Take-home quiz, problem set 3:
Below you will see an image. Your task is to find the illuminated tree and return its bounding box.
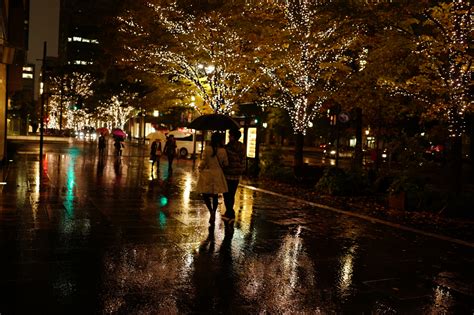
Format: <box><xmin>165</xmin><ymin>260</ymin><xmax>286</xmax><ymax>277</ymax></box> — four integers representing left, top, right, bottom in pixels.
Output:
<box><xmin>379</xmin><ymin>0</ymin><xmax>473</xmax><ymax>188</ymax></box>
<box><xmin>117</xmin><ymin>0</ymin><xmax>261</xmax><ymax>114</ymax></box>
<box><xmin>260</xmin><ymin>0</ymin><xmax>360</xmax><ymax>172</ymax></box>
<box><xmin>96</xmin><ymin>92</ymin><xmax>138</xmax><ymax>130</ymax></box>
<box><xmin>381</xmin><ymin>1</ymin><xmax>472</xmax><ymax>137</ymax></box>
<box><xmin>46</xmin><ymin>72</ymin><xmax>95</xmax><ymax>129</ymax></box>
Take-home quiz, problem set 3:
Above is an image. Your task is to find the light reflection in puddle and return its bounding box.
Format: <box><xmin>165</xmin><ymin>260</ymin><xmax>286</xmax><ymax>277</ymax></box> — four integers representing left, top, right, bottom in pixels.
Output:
<box><xmin>338</xmin><ymin>244</ymin><xmax>358</xmax><ymax>298</ymax></box>
<box><xmin>431</xmin><ymin>285</ymin><xmax>454</xmax><ymax>312</ymax></box>
<box><xmin>238</xmin><ymin>225</ymin><xmax>316</xmax><ymax>313</ymax></box>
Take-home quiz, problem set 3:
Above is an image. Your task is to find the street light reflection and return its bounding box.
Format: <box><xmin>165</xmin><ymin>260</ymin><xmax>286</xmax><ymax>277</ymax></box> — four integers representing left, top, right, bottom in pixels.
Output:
<box><xmin>239</xmin><ymin>226</ymin><xmax>315</xmax><ymax>313</ymax></box>
<box><xmin>338</xmin><ymin>244</ymin><xmax>358</xmax><ymax>298</ymax></box>
<box><xmin>182</xmin><ymin>172</ymin><xmax>193</xmax><ymax>210</ymax></box>
<box><xmin>431</xmin><ymin>285</ymin><xmax>453</xmax><ymax>312</ymax></box>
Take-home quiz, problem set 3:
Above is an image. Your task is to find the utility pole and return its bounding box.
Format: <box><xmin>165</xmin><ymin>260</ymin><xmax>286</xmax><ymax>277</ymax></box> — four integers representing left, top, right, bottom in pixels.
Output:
<box><xmin>39</xmin><ymin>42</ymin><xmax>47</xmax><ymax>171</ymax></box>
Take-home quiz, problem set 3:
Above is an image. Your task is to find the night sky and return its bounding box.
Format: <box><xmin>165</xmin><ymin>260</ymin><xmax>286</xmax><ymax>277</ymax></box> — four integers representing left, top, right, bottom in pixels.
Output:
<box><xmin>28</xmin><ymin>0</ymin><xmax>60</xmax><ymax>98</ymax></box>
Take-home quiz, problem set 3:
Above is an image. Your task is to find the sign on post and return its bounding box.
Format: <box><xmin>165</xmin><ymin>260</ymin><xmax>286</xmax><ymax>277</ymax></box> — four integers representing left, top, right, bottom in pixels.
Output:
<box><xmin>246</xmin><ymin>127</ymin><xmax>257</xmax><ymax>158</ymax></box>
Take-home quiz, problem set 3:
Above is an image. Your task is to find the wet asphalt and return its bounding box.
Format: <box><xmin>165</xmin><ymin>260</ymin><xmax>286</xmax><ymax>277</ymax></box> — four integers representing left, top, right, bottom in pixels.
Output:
<box><xmin>0</xmin><ymin>141</ymin><xmax>473</xmax><ymax>314</ymax></box>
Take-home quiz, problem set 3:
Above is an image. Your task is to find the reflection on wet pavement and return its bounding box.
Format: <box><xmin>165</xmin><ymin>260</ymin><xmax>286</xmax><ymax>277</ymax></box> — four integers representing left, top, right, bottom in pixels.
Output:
<box><xmin>0</xmin><ymin>142</ymin><xmax>473</xmax><ymax>314</ymax></box>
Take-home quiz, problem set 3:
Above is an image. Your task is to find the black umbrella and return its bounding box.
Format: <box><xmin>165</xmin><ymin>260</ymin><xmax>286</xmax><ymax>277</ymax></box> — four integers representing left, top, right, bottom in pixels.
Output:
<box><xmin>189</xmin><ymin>114</ymin><xmax>240</xmax><ymax>131</ymax></box>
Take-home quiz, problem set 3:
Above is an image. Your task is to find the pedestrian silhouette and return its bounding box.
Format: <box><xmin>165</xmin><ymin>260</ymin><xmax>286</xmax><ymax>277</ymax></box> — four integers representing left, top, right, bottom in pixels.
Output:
<box><xmin>163</xmin><ymin>135</ymin><xmax>177</xmax><ymax>172</ymax></box>
<box><xmin>114</xmin><ymin>138</ymin><xmax>124</xmax><ymax>156</ymax></box>
<box><xmin>222</xmin><ymin>129</ymin><xmax>245</xmax><ymax>225</ymax></box>
<box><xmin>150</xmin><ymin>139</ymin><xmax>162</xmax><ymax>173</ymax></box>
<box><xmin>98</xmin><ymin>134</ymin><xmax>106</xmax><ymax>156</ymax></box>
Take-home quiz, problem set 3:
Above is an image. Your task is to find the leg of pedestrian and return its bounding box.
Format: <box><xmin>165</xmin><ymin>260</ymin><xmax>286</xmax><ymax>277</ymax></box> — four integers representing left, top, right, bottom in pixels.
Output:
<box><xmin>203</xmin><ymin>194</ymin><xmax>215</xmax><ymax>225</ymax></box>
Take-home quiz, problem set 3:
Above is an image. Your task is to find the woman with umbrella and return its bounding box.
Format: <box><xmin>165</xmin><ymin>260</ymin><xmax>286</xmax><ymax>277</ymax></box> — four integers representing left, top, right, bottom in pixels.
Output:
<box><xmin>113</xmin><ymin>137</ymin><xmax>125</xmax><ymax>156</ymax></box>
<box><xmin>196</xmin><ymin>132</ymin><xmax>229</xmax><ymax>225</ymax></box>
<box><xmin>112</xmin><ymin>129</ymin><xmax>126</xmax><ymax>156</ymax></box>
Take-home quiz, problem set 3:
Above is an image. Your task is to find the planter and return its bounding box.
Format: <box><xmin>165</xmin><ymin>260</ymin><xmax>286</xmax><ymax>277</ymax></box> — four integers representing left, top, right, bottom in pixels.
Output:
<box><xmin>388</xmin><ymin>192</ymin><xmax>405</xmax><ymax>211</ymax></box>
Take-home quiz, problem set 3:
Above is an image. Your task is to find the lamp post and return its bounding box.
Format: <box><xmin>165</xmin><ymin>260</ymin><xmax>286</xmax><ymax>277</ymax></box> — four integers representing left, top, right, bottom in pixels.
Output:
<box><xmin>39</xmin><ymin>42</ymin><xmax>47</xmax><ymax>172</ymax></box>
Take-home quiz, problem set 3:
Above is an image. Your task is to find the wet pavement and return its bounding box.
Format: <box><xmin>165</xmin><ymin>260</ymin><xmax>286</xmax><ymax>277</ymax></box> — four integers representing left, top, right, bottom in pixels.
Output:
<box><xmin>0</xmin><ymin>141</ymin><xmax>473</xmax><ymax>314</ymax></box>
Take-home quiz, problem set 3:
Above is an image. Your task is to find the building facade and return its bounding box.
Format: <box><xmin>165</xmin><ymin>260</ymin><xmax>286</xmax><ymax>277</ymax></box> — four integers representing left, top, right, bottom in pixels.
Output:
<box><xmin>1</xmin><ymin>0</ymin><xmax>30</xmax><ymax>162</ymax></box>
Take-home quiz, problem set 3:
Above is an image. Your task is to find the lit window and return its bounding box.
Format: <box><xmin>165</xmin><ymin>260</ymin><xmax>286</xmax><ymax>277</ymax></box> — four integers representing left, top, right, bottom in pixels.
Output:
<box><xmin>91</xmin><ymin>39</ymin><xmax>99</xmax><ymax>44</ymax></box>
<box><xmin>22</xmin><ymin>66</ymin><xmax>33</xmax><ymax>72</ymax></box>
<box><xmin>82</xmin><ymin>38</ymin><xmax>90</xmax><ymax>43</ymax></box>
<box><xmin>22</xmin><ymin>73</ymin><xmax>33</xmax><ymax>79</ymax></box>
<box><xmin>74</xmin><ymin>60</ymin><xmax>82</xmax><ymax>65</ymax></box>
<box><xmin>81</xmin><ymin>61</ymin><xmax>87</xmax><ymax>65</ymax></box>
<box><xmin>73</xmin><ymin>36</ymin><xmax>82</xmax><ymax>42</ymax></box>
<box><xmin>68</xmin><ymin>37</ymin><xmax>72</xmax><ymax>42</ymax></box>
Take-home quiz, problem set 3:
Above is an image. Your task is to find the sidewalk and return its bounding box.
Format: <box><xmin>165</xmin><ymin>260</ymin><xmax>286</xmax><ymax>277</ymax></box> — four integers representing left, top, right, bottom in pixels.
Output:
<box><xmin>0</xmin><ymin>143</ymin><xmax>473</xmax><ymax>314</ymax></box>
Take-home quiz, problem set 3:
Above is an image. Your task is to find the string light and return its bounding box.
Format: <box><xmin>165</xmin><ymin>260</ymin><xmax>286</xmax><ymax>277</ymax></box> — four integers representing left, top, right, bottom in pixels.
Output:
<box><xmin>97</xmin><ymin>93</ymin><xmax>137</xmax><ymax>130</ymax></box>
<box><xmin>261</xmin><ymin>0</ymin><xmax>359</xmax><ymax>135</ymax></box>
<box><xmin>383</xmin><ymin>0</ymin><xmax>472</xmax><ymax>138</ymax></box>
<box><xmin>118</xmin><ymin>3</ymin><xmax>260</xmax><ymax>114</ymax></box>
<box><xmin>46</xmin><ymin>72</ymin><xmax>94</xmax><ymax>129</ymax></box>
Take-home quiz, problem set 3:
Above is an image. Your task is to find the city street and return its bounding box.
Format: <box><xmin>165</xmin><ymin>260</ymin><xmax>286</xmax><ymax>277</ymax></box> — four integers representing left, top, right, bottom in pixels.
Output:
<box><xmin>0</xmin><ymin>141</ymin><xmax>473</xmax><ymax>314</ymax></box>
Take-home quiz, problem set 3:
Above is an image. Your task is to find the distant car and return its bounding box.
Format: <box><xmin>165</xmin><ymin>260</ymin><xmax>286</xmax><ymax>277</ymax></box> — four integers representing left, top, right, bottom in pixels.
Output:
<box><xmin>323</xmin><ymin>146</ymin><xmax>353</xmax><ymax>158</ymax></box>
<box><xmin>76</xmin><ymin>127</ymin><xmax>97</xmax><ymax>141</ymax></box>
<box><xmin>167</xmin><ymin>130</ymin><xmax>203</xmax><ymax>158</ymax></box>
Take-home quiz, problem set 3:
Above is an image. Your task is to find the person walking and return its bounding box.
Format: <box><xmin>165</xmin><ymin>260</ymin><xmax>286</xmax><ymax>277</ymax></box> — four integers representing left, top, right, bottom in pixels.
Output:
<box><xmin>163</xmin><ymin>135</ymin><xmax>177</xmax><ymax>171</ymax></box>
<box><xmin>196</xmin><ymin>133</ymin><xmax>229</xmax><ymax>225</ymax></box>
<box><xmin>222</xmin><ymin>129</ymin><xmax>245</xmax><ymax>224</ymax></box>
<box><xmin>150</xmin><ymin>139</ymin><xmax>162</xmax><ymax>172</ymax></box>
<box><xmin>114</xmin><ymin>138</ymin><xmax>124</xmax><ymax>156</ymax></box>
<box><xmin>98</xmin><ymin>134</ymin><xmax>106</xmax><ymax>156</ymax></box>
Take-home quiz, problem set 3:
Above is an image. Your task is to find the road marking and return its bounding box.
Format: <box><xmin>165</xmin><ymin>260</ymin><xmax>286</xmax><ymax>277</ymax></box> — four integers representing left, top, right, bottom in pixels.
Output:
<box><xmin>240</xmin><ymin>184</ymin><xmax>474</xmax><ymax>249</ymax></box>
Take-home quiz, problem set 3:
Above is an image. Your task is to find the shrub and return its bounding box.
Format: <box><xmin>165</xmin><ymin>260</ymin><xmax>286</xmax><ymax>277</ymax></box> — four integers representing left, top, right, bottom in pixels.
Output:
<box><xmin>315</xmin><ymin>167</ymin><xmax>371</xmax><ymax>196</ymax></box>
<box><xmin>315</xmin><ymin>167</ymin><xmax>348</xmax><ymax>195</ymax></box>
<box><xmin>260</xmin><ymin>147</ymin><xmax>295</xmax><ymax>183</ymax></box>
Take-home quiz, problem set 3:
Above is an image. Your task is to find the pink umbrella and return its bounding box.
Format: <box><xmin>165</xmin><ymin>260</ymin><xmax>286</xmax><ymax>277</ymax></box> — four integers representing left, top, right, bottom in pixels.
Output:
<box><xmin>112</xmin><ymin>128</ymin><xmax>127</xmax><ymax>139</ymax></box>
<box><xmin>96</xmin><ymin>127</ymin><xmax>109</xmax><ymax>135</ymax></box>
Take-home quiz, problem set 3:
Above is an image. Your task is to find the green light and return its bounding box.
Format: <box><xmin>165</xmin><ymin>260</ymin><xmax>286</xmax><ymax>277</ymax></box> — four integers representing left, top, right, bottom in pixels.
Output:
<box><xmin>158</xmin><ymin>211</ymin><xmax>167</xmax><ymax>228</ymax></box>
<box><xmin>159</xmin><ymin>195</ymin><xmax>168</xmax><ymax>207</ymax></box>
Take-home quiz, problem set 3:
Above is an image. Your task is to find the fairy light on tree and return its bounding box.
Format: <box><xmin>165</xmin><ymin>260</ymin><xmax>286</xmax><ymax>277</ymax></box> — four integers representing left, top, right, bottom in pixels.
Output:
<box><xmin>117</xmin><ymin>1</ymin><xmax>260</xmax><ymax>115</ymax></box>
<box><xmin>46</xmin><ymin>72</ymin><xmax>95</xmax><ymax>129</ymax></box>
<box><xmin>96</xmin><ymin>92</ymin><xmax>137</xmax><ymax>130</ymax></box>
<box><xmin>379</xmin><ymin>0</ymin><xmax>472</xmax><ymax>191</ymax></box>
<box><xmin>261</xmin><ymin>0</ymin><xmax>359</xmax><ymax>172</ymax></box>
<box><xmin>381</xmin><ymin>0</ymin><xmax>472</xmax><ymax>138</ymax></box>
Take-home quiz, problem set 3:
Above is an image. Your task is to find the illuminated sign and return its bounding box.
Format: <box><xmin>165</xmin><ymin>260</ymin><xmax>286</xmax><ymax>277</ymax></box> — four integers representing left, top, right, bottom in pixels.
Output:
<box><xmin>246</xmin><ymin>127</ymin><xmax>257</xmax><ymax>158</ymax></box>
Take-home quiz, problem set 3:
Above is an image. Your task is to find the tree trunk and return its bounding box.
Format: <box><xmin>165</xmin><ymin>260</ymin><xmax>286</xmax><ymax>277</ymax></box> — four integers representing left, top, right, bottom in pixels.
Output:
<box><xmin>294</xmin><ymin>132</ymin><xmax>304</xmax><ymax>177</ymax></box>
<box><xmin>466</xmin><ymin>113</ymin><xmax>474</xmax><ymax>184</ymax></box>
<box><xmin>449</xmin><ymin>135</ymin><xmax>463</xmax><ymax>192</ymax></box>
<box><xmin>352</xmin><ymin>107</ymin><xmax>363</xmax><ymax>170</ymax></box>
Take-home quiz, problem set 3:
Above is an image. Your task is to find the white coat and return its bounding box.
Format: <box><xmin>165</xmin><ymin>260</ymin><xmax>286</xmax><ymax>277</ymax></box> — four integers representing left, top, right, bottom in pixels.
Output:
<box><xmin>196</xmin><ymin>146</ymin><xmax>229</xmax><ymax>194</ymax></box>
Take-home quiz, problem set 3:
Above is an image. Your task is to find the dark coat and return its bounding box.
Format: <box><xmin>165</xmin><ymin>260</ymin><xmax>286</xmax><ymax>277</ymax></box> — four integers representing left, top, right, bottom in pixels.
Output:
<box><xmin>224</xmin><ymin>141</ymin><xmax>245</xmax><ymax>177</ymax></box>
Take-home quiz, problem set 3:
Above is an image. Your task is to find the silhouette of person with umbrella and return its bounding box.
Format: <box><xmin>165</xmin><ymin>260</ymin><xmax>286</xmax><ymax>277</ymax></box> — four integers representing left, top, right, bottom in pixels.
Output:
<box><xmin>163</xmin><ymin>135</ymin><xmax>177</xmax><ymax>171</ymax></box>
